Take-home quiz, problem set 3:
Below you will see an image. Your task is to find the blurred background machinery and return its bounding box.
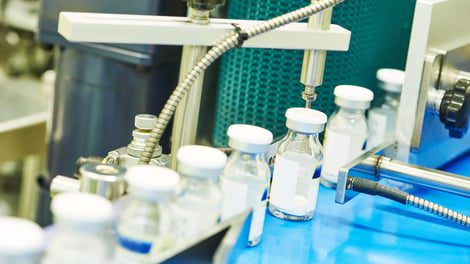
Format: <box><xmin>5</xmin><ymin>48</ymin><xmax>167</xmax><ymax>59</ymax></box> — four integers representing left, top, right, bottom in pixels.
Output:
<box><xmin>34</xmin><ymin>0</ymin><xmax>186</xmax><ymax>224</ymax></box>
<box><xmin>0</xmin><ymin>0</ymin><xmax>52</xmax><ymax>221</ymax></box>
<box><xmin>37</xmin><ymin>0</ymin><xmax>185</xmax><ymax>180</ymax></box>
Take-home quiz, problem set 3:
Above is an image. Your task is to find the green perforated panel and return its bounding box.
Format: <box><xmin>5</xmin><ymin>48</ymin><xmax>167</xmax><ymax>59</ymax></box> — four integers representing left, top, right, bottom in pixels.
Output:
<box><xmin>213</xmin><ymin>0</ymin><xmax>416</xmax><ymax>146</ymax></box>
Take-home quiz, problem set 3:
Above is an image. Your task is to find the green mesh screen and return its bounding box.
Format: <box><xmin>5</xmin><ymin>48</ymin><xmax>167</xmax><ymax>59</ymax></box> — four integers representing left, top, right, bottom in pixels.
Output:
<box><xmin>213</xmin><ymin>0</ymin><xmax>416</xmax><ymax>146</ymax></box>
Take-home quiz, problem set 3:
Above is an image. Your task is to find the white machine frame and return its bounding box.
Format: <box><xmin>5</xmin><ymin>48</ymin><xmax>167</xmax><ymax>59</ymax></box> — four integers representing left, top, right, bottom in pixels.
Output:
<box><xmin>396</xmin><ymin>0</ymin><xmax>470</xmax><ymax>166</ymax></box>
<box><xmin>58</xmin><ymin>12</ymin><xmax>350</xmax><ymax>50</ymax></box>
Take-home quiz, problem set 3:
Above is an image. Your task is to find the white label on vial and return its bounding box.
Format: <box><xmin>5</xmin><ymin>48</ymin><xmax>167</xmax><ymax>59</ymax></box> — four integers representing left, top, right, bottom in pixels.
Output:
<box><xmin>267</xmin><ymin>140</ymin><xmax>282</xmax><ymax>164</ymax></box>
<box><xmin>270</xmin><ymin>153</ymin><xmax>320</xmax><ymax>216</ymax></box>
<box><xmin>367</xmin><ymin>111</ymin><xmax>388</xmax><ymax>150</ymax></box>
<box><xmin>270</xmin><ymin>155</ymin><xmax>299</xmax><ymax>211</ymax></box>
<box><xmin>220</xmin><ymin>178</ymin><xmax>248</xmax><ymax>220</ymax></box>
<box><xmin>306</xmin><ymin>178</ymin><xmax>320</xmax><ymax>212</ymax></box>
<box><xmin>322</xmin><ymin>130</ymin><xmax>352</xmax><ymax>183</ymax></box>
<box><xmin>248</xmin><ymin>200</ymin><xmax>267</xmax><ymax>244</ymax></box>
<box><xmin>173</xmin><ymin>206</ymin><xmax>201</xmax><ymax>239</ymax></box>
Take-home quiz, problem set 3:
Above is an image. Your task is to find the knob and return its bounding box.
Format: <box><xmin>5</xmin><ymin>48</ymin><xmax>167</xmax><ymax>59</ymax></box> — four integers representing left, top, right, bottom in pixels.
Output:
<box><xmin>134</xmin><ymin>114</ymin><xmax>157</xmax><ymax>130</ymax></box>
<box><xmin>439</xmin><ymin>79</ymin><xmax>470</xmax><ymax>138</ymax></box>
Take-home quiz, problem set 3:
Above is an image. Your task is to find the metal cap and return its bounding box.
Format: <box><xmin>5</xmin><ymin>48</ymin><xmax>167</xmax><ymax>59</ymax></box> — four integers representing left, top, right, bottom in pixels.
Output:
<box><xmin>227</xmin><ymin>124</ymin><xmax>273</xmax><ymax>153</ymax></box>
<box><xmin>285</xmin><ymin>107</ymin><xmax>327</xmax><ymax>134</ymax></box>
<box><xmin>135</xmin><ymin>114</ymin><xmax>157</xmax><ymax>130</ymax></box>
<box><xmin>79</xmin><ymin>163</ymin><xmax>126</xmax><ymax>182</ymax></box>
<box><xmin>334</xmin><ymin>85</ymin><xmax>374</xmax><ymax>110</ymax></box>
<box><xmin>79</xmin><ymin>163</ymin><xmax>126</xmax><ymax>200</ymax></box>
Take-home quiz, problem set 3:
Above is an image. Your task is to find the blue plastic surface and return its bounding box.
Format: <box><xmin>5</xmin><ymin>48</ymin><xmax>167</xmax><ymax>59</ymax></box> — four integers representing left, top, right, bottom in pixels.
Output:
<box><xmin>229</xmin><ymin>154</ymin><xmax>470</xmax><ymax>264</ymax></box>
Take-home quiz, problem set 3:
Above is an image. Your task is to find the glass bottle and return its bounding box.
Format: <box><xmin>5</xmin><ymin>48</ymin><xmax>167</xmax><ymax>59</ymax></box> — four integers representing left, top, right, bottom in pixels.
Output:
<box><xmin>367</xmin><ymin>68</ymin><xmax>404</xmax><ymax>149</ymax></box>
<box><xmin>0</xmin><ymin>217</ymin><xmax>44</xmax><ymax>264</ymax></box>
<box><xmin>219</xmin><ymin>124</ymin><xmax>273</xmax><ymax>247</ymax></box>
<box><xmin>321</xmin><ymin>85</ymin><xmax>374</xmax><ymax>188</ymax></box>
<box><xmin>115</xmin><ymin>166</ymin><xmax>179</xmax><ymax>263</ymax></box>
<box><xmin>172</xmin><ymin>145</ymin><xmax>226</xmax><ymax>242</ymax></box>
<box><xmin>269</xmin><ymin>108</ymin><xmax>326</xmax><ymax>221</ymax></box>
<box><xmin>369</xmin><ymin>69</ymin><xmax>412</xmax><ymax>190</ymax></box>
<box><xmin>43</xmin><ymin>193</ymin><xmax>114</xmax><ymax>264</ymax></box>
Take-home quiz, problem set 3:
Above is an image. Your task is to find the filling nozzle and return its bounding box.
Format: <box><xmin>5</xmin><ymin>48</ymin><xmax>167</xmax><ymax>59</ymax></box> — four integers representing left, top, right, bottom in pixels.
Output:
<box><xmin>302</xmin><ymin>85</ymin><xmax>317</xmax><ymax>108</ymax></box>
<box><xmin>299</xmin><ymin>1</ymin><xmax>333</xmax><ymax>108</ymax></box>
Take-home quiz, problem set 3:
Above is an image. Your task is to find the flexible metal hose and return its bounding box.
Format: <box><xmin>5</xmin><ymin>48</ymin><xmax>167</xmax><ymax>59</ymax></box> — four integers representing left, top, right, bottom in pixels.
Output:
<box><xmin>348</xmin><ymin>176</ymin><xmax>470</xmax><ymax>229</ymax></box>
<box><xmin>407</xmin><ymin>195</ymin><xmax>470</xmax><ymax>228</ymax></box>
<box><xmin>139</xmin><ymin>0</ymin><xmax>346</xmax><ymax>164</ymax></box>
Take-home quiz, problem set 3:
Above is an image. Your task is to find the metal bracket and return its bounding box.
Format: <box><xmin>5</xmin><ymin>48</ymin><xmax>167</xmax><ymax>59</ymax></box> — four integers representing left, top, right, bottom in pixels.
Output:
<box><xmin>156</xmin><ymin>209</ymin><xmax>250</xmax><ymax>263</ymax></box>
<box><xmin>335</xmin><ymin>142</ymin><xmax>393</xmax><ymax>204</ymax></box>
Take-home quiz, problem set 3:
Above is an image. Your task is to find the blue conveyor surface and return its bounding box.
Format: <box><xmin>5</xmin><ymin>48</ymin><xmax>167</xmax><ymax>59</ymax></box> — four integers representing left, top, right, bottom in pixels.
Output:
<box><xmin>229</xmin><ymin>153</ymin><xmax>470</xmax><ymax>263</ymax></box>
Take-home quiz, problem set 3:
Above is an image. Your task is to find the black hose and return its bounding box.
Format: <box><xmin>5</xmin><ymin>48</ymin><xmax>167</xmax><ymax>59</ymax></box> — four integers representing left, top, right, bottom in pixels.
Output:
<box><xmin>347</xmin><ymin>176</ymin><xmax>470</xmax><ymax>228</ymax></box>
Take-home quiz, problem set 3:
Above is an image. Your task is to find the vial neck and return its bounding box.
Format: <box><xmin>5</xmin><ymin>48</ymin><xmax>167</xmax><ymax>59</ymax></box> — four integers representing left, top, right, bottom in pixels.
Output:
<box><xmin>383</xmin><ymin>92</ymin><xmax>400</xmax><ymax>110</ymax></box>
<box><xmin>229</xmin><ymin>150</ymin><xmax>266</xmax><ymax>162</ymax></box>
<box><xmin>56</xmin><ymin>221</ymin><xmax>108</xmax><ymax>233</ymax></box>
<box><xmin>338</xmin><ymin>107</ymin><xmax>365</xmax><ymax>117</ymax></box>
<box><xmin>286</xmin><ymin>130</ymin><xmax>319</xmax><ymax>140</ymax></box>
<box><xmin>282</xmin><ymin>130</ymin><xmax>322</xmax><ymax>155</ymax></box>
<box><xmin>130</xmin><ymin>191</ymin><xmax>170</xmax><ymax>204</ymax></box>
<box><xmin>183</xmin><ymin>175</ymin><xmax>212</xmax><ymax>190</ymax></box>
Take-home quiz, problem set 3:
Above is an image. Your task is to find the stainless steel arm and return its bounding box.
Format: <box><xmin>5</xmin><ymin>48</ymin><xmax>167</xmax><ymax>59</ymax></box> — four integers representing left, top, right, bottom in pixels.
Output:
<box><xmin>336</xmin><ymin>142</ymin><xmax>470</xmax><ymax>204</ymax></box>
<box><xmin>369</xmin><ymin>156</ymin><xmax>470</xmax><ymax>197</ymax></box>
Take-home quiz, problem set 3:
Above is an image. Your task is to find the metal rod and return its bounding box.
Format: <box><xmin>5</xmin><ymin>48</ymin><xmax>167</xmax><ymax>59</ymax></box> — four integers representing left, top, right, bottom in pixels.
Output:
<box><xmin>364</xmin><ymin>156</ymin><xmax>470</xmax><ymax>197</ymax></box>
<box><xmin>50</xmin><ymin>176</ymin><xmax>80</xmax><ymax>197</ymax></box>
<box><xmin>170</xmin><ymin>8</ymin><xmax>210</xmax><ymax>169</ymax></box>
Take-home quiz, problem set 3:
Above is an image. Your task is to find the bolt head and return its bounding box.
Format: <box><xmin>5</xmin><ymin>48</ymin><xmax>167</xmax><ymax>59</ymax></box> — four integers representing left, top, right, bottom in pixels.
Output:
<box><xmin>302</xmin><ymin>92</ymin><xmax>317</xmax><ymax>101</ymax></box>
<box><xmin>135</xmin><ymin>114</ymin><xmax>157</xmax><ymax>130</ymax></box>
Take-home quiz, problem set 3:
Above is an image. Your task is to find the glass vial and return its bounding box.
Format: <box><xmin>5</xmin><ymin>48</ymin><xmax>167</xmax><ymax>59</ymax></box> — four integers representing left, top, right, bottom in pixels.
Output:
<box><xmin>219</xmin><ymin>124</ymin><xmax>273</xmax><ymax>247</ymax></box>
<box><xmin>43</xmin><ymin>193</ymin><xmax>114</xmax><ymax>264</ymax></box>
<box><xmin>0</xmin><ymin>217</ymin><xmax>44</xmax><ymax>264</ymax></box>
<box><xmin>368</xmin><ymin>69</ymin><xmax>412</xmax><ymax>190</ymax></box>
<box><xmin>172</xmin><ymin>145</ymin><xmax>226</xmax><ymax>242</ymax></box>
<box><xmin>115</xmin><ymin>166</ymin><xmax>179</xmax><ymax>263</ymax></box>
<box><xmin>367</xmin><ymin>68</ymin><xmax>404</xmax><ymax>149</ymax></box>
<box><xmin>269</xmin><ymin>108</ymin><xmax>326</xmax><ymax>221</ymax></box>
<box><xmin>321</xmin><ymin>85</ymin><xmax>374</xmax><ymax>188</ymax></box>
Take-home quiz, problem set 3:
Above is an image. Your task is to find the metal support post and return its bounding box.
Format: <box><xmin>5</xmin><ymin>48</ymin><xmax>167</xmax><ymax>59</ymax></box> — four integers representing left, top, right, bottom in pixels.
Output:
<box><xmin>170</xmin><ymin>7</ymin><xmax>210</xmax><ymax>169</ymax></box>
